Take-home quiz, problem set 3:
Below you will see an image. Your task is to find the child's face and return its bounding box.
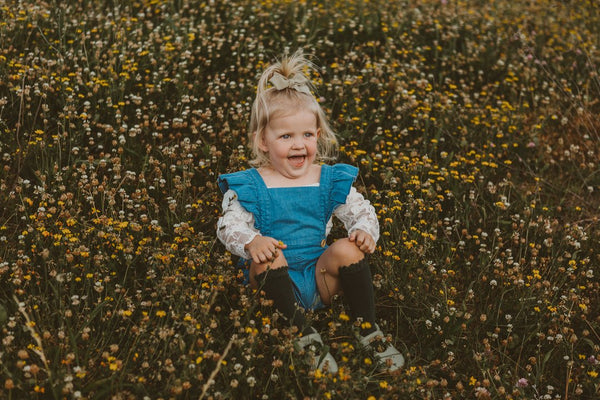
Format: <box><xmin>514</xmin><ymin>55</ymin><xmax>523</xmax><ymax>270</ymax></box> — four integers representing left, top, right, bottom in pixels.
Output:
<box><xmin>258</xmin><ymin>109</ymin><xmax>320</xmax><ymax>180</ymax></box>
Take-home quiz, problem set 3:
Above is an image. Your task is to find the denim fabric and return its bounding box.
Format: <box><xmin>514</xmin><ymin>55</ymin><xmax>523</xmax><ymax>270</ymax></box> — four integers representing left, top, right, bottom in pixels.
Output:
<box><xmin>219</xmin><ymin>164</ymin><xmax>358</xmax><ymax>309</ymax></box>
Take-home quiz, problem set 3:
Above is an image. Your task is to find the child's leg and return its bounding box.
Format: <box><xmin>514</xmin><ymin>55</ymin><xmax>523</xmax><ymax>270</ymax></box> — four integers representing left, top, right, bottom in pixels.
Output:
<box><xmin>250</xmin><ymin>253</ymin><xmax>311</xmax><ymax>335</ymax></box>
<box><xmin>315</xmin><ymin>238</ymin><xmax>359</xmax><ymax>304</ymax></box>
<box><xmin>248</xmin><ymin>249</ymin><xmax>288</xmax><ymax>289</ymax></box>
<box><xmin>339</xmin><ymin>257</ymin><xmax>377</xmax><ymax>334</ymax></box>
<box><xmin>317</xmin><ymin>239</ymin><xmax>405</xmax><ymax>371</ymax></box>
<box><xmin>252</xmin><ymin>253</ymin><xmax>338</xmax><ymax>371</ymax></box>
<box><xmin>316</xmin><ymin>239</ymin><xmax>376</xmax><ymax>334</ymax></box>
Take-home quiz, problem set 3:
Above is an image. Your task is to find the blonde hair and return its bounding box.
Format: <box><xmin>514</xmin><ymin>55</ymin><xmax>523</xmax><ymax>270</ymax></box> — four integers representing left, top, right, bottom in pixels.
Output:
<box><xmin>248</xmin><ymin>50</ymin><xmax>338</xmax><ymax>167</ymax></box>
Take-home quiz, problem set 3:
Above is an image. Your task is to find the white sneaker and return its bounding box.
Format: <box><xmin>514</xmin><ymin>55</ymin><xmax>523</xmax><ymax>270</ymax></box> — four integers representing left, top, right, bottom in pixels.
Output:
<box><xmin>359</xmin><ymin>324</ymin><xmax>405</xmax><ymax>372</ymax></box>
<box><xmin>295</xmin><ymin>331</ymin><xmax>339</xmax><ymax>373</ymax></box>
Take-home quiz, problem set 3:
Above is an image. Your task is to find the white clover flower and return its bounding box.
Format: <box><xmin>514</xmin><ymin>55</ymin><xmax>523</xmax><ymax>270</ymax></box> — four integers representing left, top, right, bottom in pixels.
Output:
<box><xmin>586</xmin><ymin>270</ymin><xmax>594</xmax><ymax>278</ymax></box>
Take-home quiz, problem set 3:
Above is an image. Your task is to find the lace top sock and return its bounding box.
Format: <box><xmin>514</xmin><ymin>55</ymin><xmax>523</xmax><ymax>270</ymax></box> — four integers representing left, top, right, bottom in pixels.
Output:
<box><xmin>339</xmin><ymin>257</ymin><xmax>377</xmax><ymax>335</ymax></box>
<box><xmin>255</xmin><ymin>267</ymin><xmax>312</xmax><ymax>335</ymax></box>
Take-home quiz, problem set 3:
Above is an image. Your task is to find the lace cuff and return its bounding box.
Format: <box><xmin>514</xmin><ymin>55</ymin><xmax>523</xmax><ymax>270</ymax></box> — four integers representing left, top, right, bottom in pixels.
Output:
<box><xmin>216</xmin><ymin>190</ymin><xmax>259</xmax><ymax>259</ymax></box>
<box><xmin>334</xmin><ymin>187</ymin><xmax>380</xmax><ymax>243</ymax></box>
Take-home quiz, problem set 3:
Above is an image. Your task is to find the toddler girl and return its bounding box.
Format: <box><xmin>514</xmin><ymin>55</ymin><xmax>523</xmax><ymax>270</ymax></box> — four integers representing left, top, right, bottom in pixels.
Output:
<box><xmin>217</xmin><ymin>50</ymin><xmax>404</xmax><ymax>373</ymax></box>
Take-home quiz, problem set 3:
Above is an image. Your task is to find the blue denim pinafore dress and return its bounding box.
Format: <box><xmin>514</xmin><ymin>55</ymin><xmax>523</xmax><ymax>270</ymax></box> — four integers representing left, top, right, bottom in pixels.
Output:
<box><xmin>218</xmin><ymin>164</ymin><xmax>358</xmax><ymax>309</ymax></box>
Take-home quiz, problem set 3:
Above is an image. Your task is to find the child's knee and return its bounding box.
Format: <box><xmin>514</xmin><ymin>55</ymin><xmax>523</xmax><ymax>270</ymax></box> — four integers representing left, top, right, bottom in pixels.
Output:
<box><xmin>330</xmin><ymin>238</ymin><xmax>365</xmax><ymax>265</ymax></box>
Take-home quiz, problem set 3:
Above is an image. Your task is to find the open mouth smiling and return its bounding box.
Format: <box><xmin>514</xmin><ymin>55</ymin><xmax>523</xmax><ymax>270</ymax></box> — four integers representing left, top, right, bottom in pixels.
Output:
<box><xmin>288</xmin><ymin>155</ymin><xmax>306</xmax><ymax>166</ymax></box>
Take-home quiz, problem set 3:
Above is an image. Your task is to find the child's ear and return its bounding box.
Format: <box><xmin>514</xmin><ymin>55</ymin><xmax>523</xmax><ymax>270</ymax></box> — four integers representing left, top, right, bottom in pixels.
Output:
<box><xmin>255</xmin><ymin>131</ymin><xmax>268</xmax><ymax>152</ymax></box>
<box><xmin>316</xmin><ymin>128</ymin><xmax>321</xmax><ymax>138</ymax></box>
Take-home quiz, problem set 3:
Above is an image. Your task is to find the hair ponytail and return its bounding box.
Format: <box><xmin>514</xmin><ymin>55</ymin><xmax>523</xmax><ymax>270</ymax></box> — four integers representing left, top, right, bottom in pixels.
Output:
<box><xmin>248</xmin><ymin>50</ymin><xmax>338</xmax><ymax>167</ymax></box>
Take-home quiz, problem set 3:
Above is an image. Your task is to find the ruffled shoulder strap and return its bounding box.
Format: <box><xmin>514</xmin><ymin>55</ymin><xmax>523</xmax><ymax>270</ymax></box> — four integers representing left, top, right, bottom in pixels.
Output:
<box><xmin>322</xmin><ymin>163</ymin><xmax>359</xmax><ymax>212</ymax></box>
<box><xmin>217</xmin><ymin>169</ymin><xmax>263</xmax><ymax>218</ymax></box>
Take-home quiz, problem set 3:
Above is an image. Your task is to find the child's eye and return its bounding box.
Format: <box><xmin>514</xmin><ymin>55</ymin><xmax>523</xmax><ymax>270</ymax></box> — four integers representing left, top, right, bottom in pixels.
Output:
<box><xmin>281</xmin><ymin>134</ymin><xmax>291</xmax><ymax>139</ymax></box>
<box><xmin>304</xmin><ymin>132</ymin><xmax>314</xmax><ymax>138</ymax></box>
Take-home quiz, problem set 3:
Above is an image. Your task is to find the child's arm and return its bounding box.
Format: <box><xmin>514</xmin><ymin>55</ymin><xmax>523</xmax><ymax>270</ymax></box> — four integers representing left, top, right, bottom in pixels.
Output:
<box><xmin>334</xmin><ymin>187</ymin><xmax>380</xmax><ymax>253</ymax></box>
<box><xmin>217</xmin><ymin>190</ymin><xmax>261</xmax><ymax>259</ymax></box>
<box><xmin>217</xmin><ymin>190</ymin><xmax>287</xmax><ymax>263</ymax></box>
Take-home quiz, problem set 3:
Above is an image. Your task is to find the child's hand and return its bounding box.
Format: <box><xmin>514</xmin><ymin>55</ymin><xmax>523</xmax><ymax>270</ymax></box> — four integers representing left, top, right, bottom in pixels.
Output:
<box><xmin>349</xmin><ymin>230</ymin><xmax>376</xmax><ymax>254</ymax></box>
<box><xmin>245</xmin><ymin>235</ymin><xmax>287</xmax><ymax>264</ymax></box>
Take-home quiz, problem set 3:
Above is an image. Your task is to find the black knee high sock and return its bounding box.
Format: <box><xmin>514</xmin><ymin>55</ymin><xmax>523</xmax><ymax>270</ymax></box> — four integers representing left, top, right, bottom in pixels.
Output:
<box><xmin>339</xmin><ymin>258</ymin><xmax>377</xmax><ymax>335</ymax></box>
<box><xmin>255</xmin><ymin>267</ymin><xmax>313</xmax><ymax>335</ymax></box>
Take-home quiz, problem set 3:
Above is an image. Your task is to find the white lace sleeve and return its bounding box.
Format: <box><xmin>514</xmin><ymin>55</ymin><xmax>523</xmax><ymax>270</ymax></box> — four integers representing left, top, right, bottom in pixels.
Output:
<box><xmin>333</xmin><ymin>187</ymin><xmax>380</xmax><ymax>243</ymax></box>
<box><xmin>216</xmin><ymin>189</ymin><xmax>259</xmax><ymax>259</ymax></box>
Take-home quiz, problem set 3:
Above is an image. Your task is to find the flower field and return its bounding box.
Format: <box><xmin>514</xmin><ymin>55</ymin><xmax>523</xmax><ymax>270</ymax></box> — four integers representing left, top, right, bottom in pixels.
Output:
<box><xmin>1</xmin><ymin>0</ymin><xmax>599</xmax><ymax>398</ymax></box>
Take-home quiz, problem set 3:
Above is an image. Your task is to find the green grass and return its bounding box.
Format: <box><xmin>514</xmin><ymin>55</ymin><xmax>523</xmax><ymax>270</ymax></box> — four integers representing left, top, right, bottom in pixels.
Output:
<box><xmin>0</xmin><ymin>0</ymin><xmax>599</xmax><ymax>398</ymax></box>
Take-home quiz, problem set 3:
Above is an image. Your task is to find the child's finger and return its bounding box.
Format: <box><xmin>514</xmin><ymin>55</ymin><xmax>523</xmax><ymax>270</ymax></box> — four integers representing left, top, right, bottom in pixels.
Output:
<box><xmin>358</xmin><ymin>237</ymin><xmax>373</xmax><ymax>253</ymax></box>
<box><xmin>262</xmin><ymin>249</ymin><xmax>271</xmax><ymax>261</ymax></box>
<box><xmin>356</xmin><ymin>232</ymin><xmax>367</xmax><ymax>246</ymax></box>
